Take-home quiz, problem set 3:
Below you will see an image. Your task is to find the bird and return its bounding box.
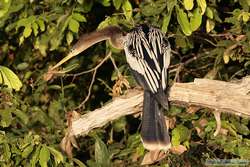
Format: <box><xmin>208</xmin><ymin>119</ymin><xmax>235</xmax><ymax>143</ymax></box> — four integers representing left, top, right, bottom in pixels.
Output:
<box><xmin>50</xmin><ymin>24</ymin><xmax>171</xmax><ymax>151</ymax></box>
<box><xmin>123</xmin><ymin>24</ymin><xmax>171</xmax><ymax>150</ymax></box>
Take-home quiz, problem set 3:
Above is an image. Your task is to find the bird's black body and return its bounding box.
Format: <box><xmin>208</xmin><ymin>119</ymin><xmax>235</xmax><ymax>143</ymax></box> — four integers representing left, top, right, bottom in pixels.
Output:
<box><xmin>124</xmin><ymin>25</ymin><xmax>171</xmax><ymax>150</ymax></box>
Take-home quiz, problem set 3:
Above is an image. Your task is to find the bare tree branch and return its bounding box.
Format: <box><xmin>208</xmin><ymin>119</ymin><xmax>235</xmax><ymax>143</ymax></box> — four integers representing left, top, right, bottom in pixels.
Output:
<box><xmin>69</xmin><ymin>76</ymin><xmax>250</xmax><ymax>137</ymax></box>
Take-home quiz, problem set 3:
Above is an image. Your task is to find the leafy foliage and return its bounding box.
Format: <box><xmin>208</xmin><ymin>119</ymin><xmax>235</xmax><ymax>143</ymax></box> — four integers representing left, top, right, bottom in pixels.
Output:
<box><xmin>0</xmin><ymin>0</ymin><xmax>250</xmax><ymax>166</ymax></box>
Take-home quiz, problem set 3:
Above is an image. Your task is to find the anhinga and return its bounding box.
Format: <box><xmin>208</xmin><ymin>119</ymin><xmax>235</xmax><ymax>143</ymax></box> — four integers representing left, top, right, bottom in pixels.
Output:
<box><xmin>50</xmin><ymin>25</ymin><xmax>171</xmax><ymax>151</ymax></box>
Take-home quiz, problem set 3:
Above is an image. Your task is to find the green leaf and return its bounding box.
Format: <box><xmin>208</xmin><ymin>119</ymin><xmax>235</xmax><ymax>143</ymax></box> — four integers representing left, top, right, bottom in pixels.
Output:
<box><xmin>72</xmin><ymin>13</ymin><xmax>86</xmax><ymax>22</ymax></box>
<box><xmin>176</xmin><ymin>7</ymin><xmax>192</xmax><ymax>36</ymax></box>
<box><xmin>63</xmin><ymin>83</ymin><xmax>77</xmax><ymax>90</ymax></box>
<box><xmin>66</xmin><ymin>31</ymin><xmax>73</xmax><ymax>45</ymax></box>
<box><xmin>16</xmin><ymin>62</ymin><xmax>29</xmax><ymax>70</ymax></box>
<box><xmin>37</xmin><ymin>19</ymin><xmax>45</xmax><ymax>32</ymax></box>
<box><xmin>196</xmin><ymin>0</ymin><xmax>207</xmax><ymax>15</ymax></box>
<box><xmin>113</xmin><ymin>0</ymin><xmax>122</xmax><ymax>10</ymax></box>
<box><xmin>39</xmin><ymin>145</ymin><xmax>50</xmax><ymax>167</ymax></box>
<box><xmin>49</xmin><ymin>33</ymin><xmax>63</xmax><ymax>51</ymax></box>
<box><xmin>239</xmin><ymin>0</ymin><xmax>250</xmax><ymax>11</ymax></box>
<box><xmin>0</xmin><ymin>0</ymin><xmax>11</xmax><ymax>18</ymax></box>
<box><xmin>3</xmin><ymin>143</ymin><xmax>11</xmax><ymax>160</ymax></box>
<box><xmin>47</xmin><ymin>146</ymin><xmax>64</xmax><ymax>165</ymax></box>
<box><xmin>169</xmin><ymin>106</ymin><xmax>184</xmax><ymax>115</ymax></box>
<box><xmin>11</xmin><ymin>144</ymin><xmax>22</xmax><ymax>156</ymax></box>
<box><xmin>81</xmin><ymin>0</ymin><xmax>94</xmax><ymax>12</ymax></box>
<box><xmin>162</xmin><ymin>11</ymin><xmax>172</xmax><ymax>33</ymax></box>
<box><xmin>112</xmin><ymin>117</ymin><xmax>126</xmax><ymax>132</ymax></box>
<box><xmin>23</xmin><ymin>25</ymin><xmax>32</xmax><ymax>38</ymax></box>
<box><xmin>0</xmin><ymin>133</ymin><xmax>5</xmax><ymax>144</ymax></box>
<box><xmin>175</xmin><ymin>34</ymin><xmax>187</xmax><ymax>48</ymax></box>
<box><xmin>231</xmin><ymin>120</ymin><xmax>250</xmax><ymax>136</ymax></box>
<box><xmin>22</xmin><ymin>144</ymin><xmax>34</xmax><ymax>158</ymax></box>
<box><xmin>12</xmin><ymin>109</ymin><xmax>29</xmax><ymax>124</ymax></box>
<box><xmin>140</xmin><ymin>0</ymin><xmax>167</xmax><ymax>16</ymax></box>
<box><xmin>97</xmin><ymin>16</ymin><xmax>118</xmax><ymax>29</ymax></box>
<box><xmin>122</xmin><ymin>0</ymin><xmax>132</xmax><ymax>20</ymax></box>
<box><xmin>72</xmin><ymin>158</ymin><xmax>88</xmax><ymax>167</ymax></box>
<box><xmin>184</xmin><ymin>0</ymin><xmax>194</xmax><ymax>10</ymax></box>
<box><xmin>58</xmin><ymin>15</ymin><xmax>71</xmax><ymax>34</ymax></box>
<box><xmin>234</xmin><ymin>146</ymin><xmax>250</xmax><ymax>159</ymax></box>
<box><xmin>95</xmin><ymin>136</ymin><xmax>111</xmax><ymax>167</ymax></box>
<box><xmin>47</xmin><ymin>85</ymin><xmax>61</xmax><ymax>90</ymax></box>
<box><xmin>206</xmin><ymin>7</ymin><xmax>213</xmax><ymax>19</ymax></box>
<box><xmin>221</xmin><ymin>121</ymin><xmax>237</xmax><ymax>137</ymax></box>
<box><xmin>62</xmin><ymin>63</ymin><xmax>79</xmax><ymax>73</ymax></box>
<box><xmin>244</xmin><ymin>61</ymin><xmax>250</xmax><ymax>68</ymax></box>
<box><xmin>19</xmin><ymin>36</ymin><xmax>24</xmax><ymax>45</ymax></box>
<box><xmin>162</xmin><ymin>0</ymin><xmax>176</xmax><ymax>32</ymax></box>
<box><xmin>77</xmin><ymin>0</ymin><xmax>83</xmax><ymax>4</ymax></box>
<box><xmin>206</xmin><ymin>19</ymin><xmax>215</xmax><ymax>33</ymax></box>
<box><xmin>30</xmin><ymin>145</ymin><xmax>42</xmax><ymax>167</ymax></box>
<box><xmin>223</xmin><ymin>51</ymin><xmax>230</xmax><ymax>64</ymax></box>
<box><xmin>242</xmin><ymin>12</ymin><xmax>250</xmax><ymax>22</ymax></box>
<box><xmin>172</xmin><ymin>125</ymin><xmax>190</xmax><ymax>146</ymax></box>
<box><xmin>0</xmin><ymin>66</ymin><xmax>22</xmax><ymax>91</ymax></box>
<box><xmin>32</xmin><ymin>22</ymin><xmax>39</xmax><ymax>36</ymax></box>
<box><xmin>68</xmin><ymin>18</ymin><xmax>79</xmax><ymax>33</ymax></box>
<box><xmin>223</xmin><ymin>140</ymin><xmax>237</xmax><ymax>153</ymax></box>
<box><xmin>99</xmin><ymin>0</ymin><xmax>111</xmax><ymax>6</ymax></box>
<box><xmin>0</xmin><ymin>109</ymin><xmax>12</xmax><ymax>128</ymax></box>
<box><xmin>190</xmin><ymin>8</ymin><xmax>202</xmax><ymax>31</ymax></box>
<box><xmin>167</xmin><ymin>0</ymin><xmax>177</xmax><ymax>12</ymax></box>
<box><xmin>16</xmin><ymin>16</ymin><xmax>36</xmax><ymax>29</ymax></box>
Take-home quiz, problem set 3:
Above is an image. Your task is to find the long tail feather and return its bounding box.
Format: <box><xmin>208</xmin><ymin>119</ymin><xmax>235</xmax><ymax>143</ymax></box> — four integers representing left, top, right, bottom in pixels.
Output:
<box><xmin>141</xmin><ymin>91</ymin><xmax>171</xmax><ymax>151</ymax></box>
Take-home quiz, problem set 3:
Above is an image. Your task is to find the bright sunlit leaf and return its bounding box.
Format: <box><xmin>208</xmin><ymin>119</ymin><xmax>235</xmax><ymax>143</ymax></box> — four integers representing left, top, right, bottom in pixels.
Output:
<box><xmin>39</xmin><ymin>145</ymin><xmax>50</xmax><ymax>167</ymax></box>
<box><xmin>113</xmin><ymin>0</ymin><xmax>122</xmax><ymax>9</ymax></box>
<box><xmin>0</xmin><ymin>109</ymin><xmax>12</xmax><ymax>128</ymax></box>
<box><xmin>190</xmin><ymin>8</ymin><xmax>202</xmax><ymax>31</ymax></box>
<box><xmin>206</xmin><ymin>19</ymin><xmax>215</xmax><ymax>32</ymax></box>
<box><xmin>47</xmin><ymin>146</ymin><xmax>64</xmax><ymax>165</ymax></box>
<box><xmin>206</xmin><ymin>7</ymin><xmax>213</xmax><ymax>19</ymax></box>
<box><xmin>176</xmin><ymin>7</ymin><xmax>192</xmax><ymax>36</ymax></box>
<box><xmin>72</xmin><ymin>13</ymin><xmax>86</xmax><ymax>22</ymax></box>
<box><xmin>23</xmin><ymin>25</ymin><xmax>32</xmax><ymax>38</ymax></box>
<box><xmin>122</xmin><ymin>0</ymin><xmax>132</xmax><ymax>20</ymax></box>
<box><xmin>66</xmin><ymin>31</ymin><xmax>73</xmax><ymax>45</ymax></box>
<box><xmin>172</xmin><ymin>125</ymin><xmax>190</xmax><ymax>146</ymax></box>
<box><xmin>68</xmin><ymin>18</ymin><xmax>79</xmax><ymax>33</ymax></box>
<box><xmin>184</xmin><ymin>0</ymin><xmax>194</xmax><ymax>10</ymax></box>
<box><xmin>196</xmin><ymin>0</ymin><xmax>206</xmax><ymax>15</ymax></box>
<box><xmin>0</xmin><ymin>66</ymin><xmax>22</xmax><ymax>91</ymax></box>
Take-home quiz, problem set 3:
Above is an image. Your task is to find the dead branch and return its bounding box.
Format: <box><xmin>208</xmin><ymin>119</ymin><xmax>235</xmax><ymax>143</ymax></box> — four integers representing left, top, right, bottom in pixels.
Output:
<box><xmin>70</xmin><ymin>76</ymin><xmax>250</xmax><ymax>137</ymax></box>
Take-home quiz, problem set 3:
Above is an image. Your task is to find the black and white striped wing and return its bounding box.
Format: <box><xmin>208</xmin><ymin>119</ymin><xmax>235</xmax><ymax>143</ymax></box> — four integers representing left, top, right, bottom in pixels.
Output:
<box><xmin>124</xmin><ymin>26</ymin><xmax>171</xmax><ymax>94</ymax></box>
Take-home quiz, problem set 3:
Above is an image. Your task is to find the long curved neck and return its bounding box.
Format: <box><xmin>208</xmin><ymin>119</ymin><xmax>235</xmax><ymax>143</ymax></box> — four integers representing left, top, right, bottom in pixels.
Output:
<box><xmin>71</xmin><ymin>26</ymin><xmax>125</xmax><ymax>55</ymax></box>
<box><xmin>51</xmin><ymin>26</ymin><xmax>125</xmax><ymax>70</ymax></box>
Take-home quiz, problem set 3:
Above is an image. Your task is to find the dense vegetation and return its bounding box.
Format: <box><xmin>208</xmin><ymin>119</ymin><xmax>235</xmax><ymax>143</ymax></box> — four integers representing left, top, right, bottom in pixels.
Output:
<box><xmin>0</xmin><ymin>0</ymin><xmax>250</xmax><ymax>166</ymax></box>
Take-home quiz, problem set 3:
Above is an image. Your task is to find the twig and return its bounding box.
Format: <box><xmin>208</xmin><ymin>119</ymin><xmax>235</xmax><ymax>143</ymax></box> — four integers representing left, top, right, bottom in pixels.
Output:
<box><xmin>75</xmin><ymin>51</ymin><xmax>112</xmax><ymax>109</ymax></box>
<box><xmin>77</xmin><ymin>69</ymin><xmax>97</xmax><ymax>109</ymax></box>
<box><xmin>65</xmin><ymin>52</ymin><xmax>111</xmax><ymax>77</ymax></box>
<box><xmin>213</xmin><ymin>110</ymin><xmax>221</xmax><ymax>136</ymax></box>
<box><xmin>109</xmin><ymin>54</ymin><xmax>121</xmax><ymax>76</ymax></box>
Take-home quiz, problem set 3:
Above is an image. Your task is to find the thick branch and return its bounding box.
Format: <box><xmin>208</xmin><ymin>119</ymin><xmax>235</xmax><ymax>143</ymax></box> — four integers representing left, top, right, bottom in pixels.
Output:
<box><xmin>70</xmin><ymin>77</ymin><xmax>250</xmax><ymax>137</ymax></box>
